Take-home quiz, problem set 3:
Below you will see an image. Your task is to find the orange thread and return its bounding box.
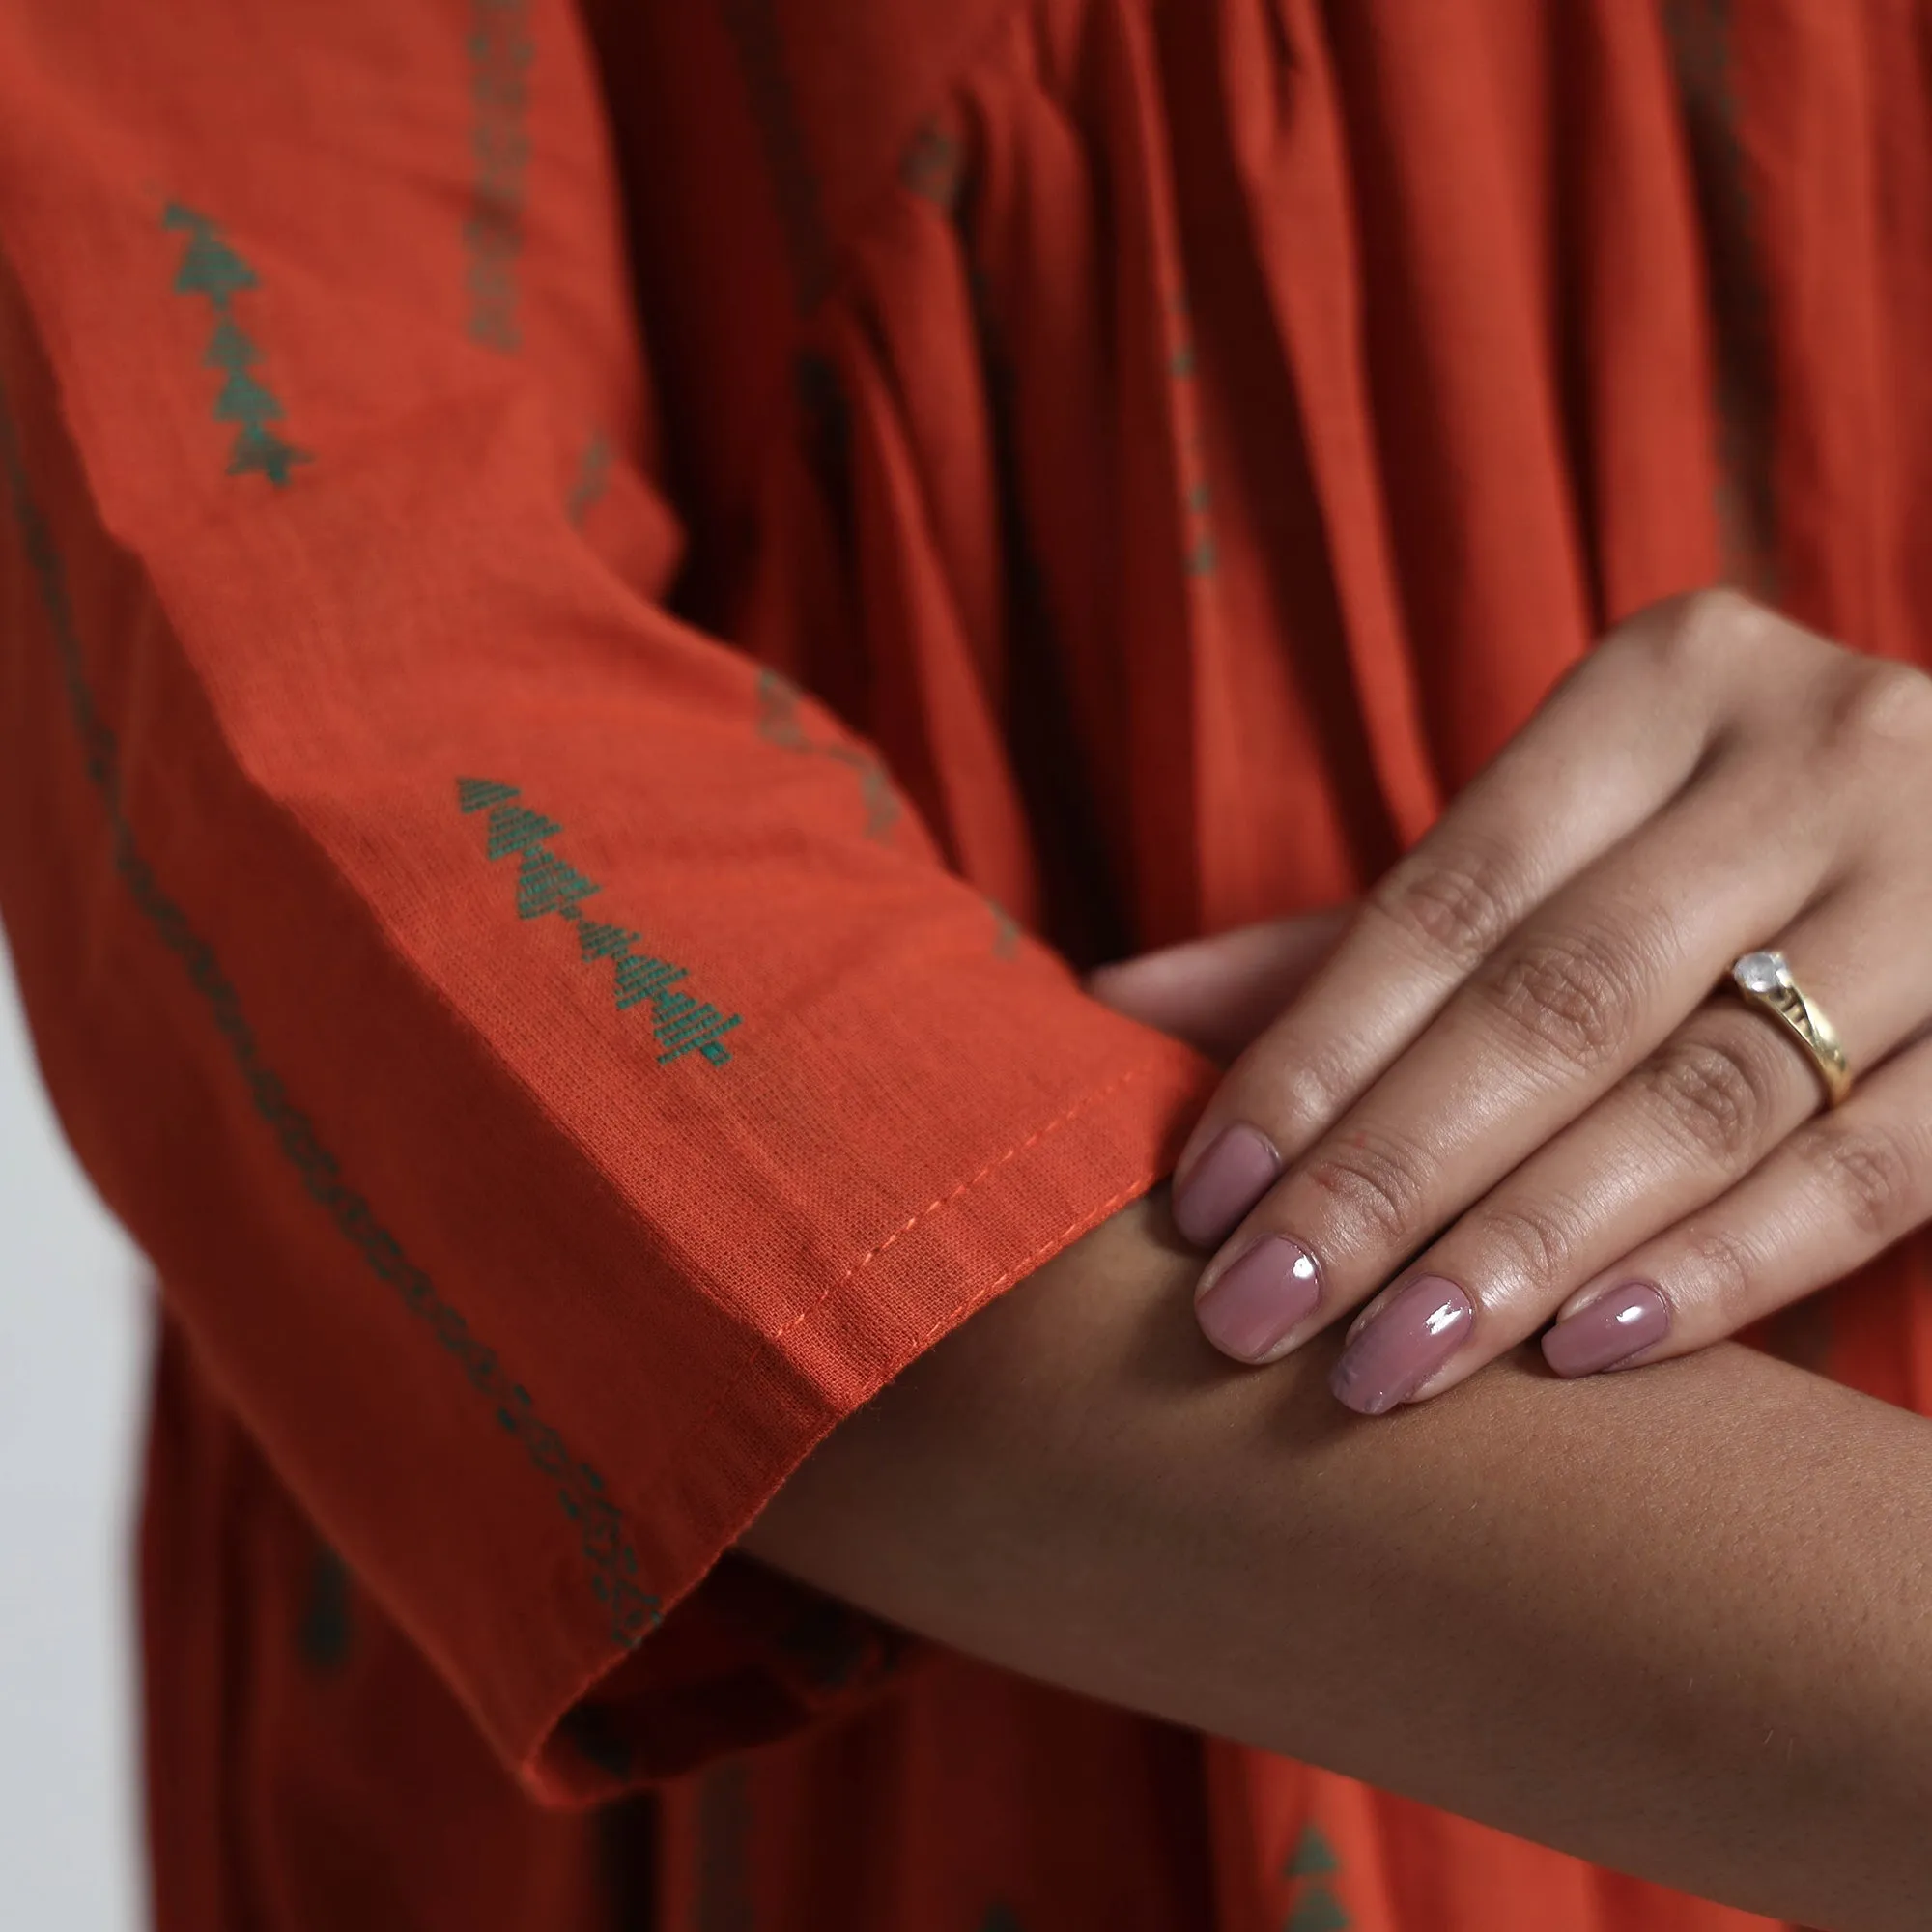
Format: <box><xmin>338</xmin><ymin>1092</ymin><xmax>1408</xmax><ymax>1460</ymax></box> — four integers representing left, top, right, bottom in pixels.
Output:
<box><xmin>905</xmin><ymin>1173</ymin><xmax>1151</xmax><ymax>1351</ymax></box>
<box><xmin>671</xmin><ymin>1167</ymin><xmax>1164</xmax><ymax>1599</ymax></box>
<box><xmin>668</xmin><ymin>1057</ymin><xmax>1171</xmax><ymax>1513</ymax></box>
<box><xmin>758</xmin><ymin>1059</ymin><xmax>1161</xmax><ymax>1355</ymax></box>
<box><xmin>536</xmin><ymin>1159</ymin><xmax>1159</xmax><ymax>1792</ymax></box>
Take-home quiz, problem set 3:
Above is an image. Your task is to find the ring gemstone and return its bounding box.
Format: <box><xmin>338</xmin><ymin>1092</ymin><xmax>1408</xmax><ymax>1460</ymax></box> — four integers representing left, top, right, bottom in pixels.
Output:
<box><xmin>1734</xmin><ymin>949</ymin><xmax>1788</xmax><ymax>995</ymax></box>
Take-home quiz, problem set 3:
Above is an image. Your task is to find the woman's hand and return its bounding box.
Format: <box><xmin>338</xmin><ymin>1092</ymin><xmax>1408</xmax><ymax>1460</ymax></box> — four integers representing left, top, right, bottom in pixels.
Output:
<box><xmin>1097</xmin><ymin>589</ymin><xmax>1932</xmax><ymax>1412</ymax></box>
<box><xmin>1087</xmin><ymin>903</ymin><xmax>1352</xmax><ymax>1065</ymax></box>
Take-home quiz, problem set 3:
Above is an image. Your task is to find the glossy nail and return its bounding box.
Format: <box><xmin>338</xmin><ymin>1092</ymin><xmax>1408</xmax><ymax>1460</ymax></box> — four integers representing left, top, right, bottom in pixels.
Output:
<box><xmin>1195</xmin><ymin>1236</ymin><xmax>1323</xmax><ymax>1362</ymax></box>
<box><xmin>1542</xmin><ymin>1282</ymin><xmax>1670</xmax><ymax>1378</ymax></box>
<box><xmin>1174</xmin><ymin>1124</ymin><xmax>1281</xmax><ymax>1248</ymax></box>
<box><xmin>1329</xmin><ymin>1275</ymin><xmax>1474</xmax><ymax>1415</ymax></box>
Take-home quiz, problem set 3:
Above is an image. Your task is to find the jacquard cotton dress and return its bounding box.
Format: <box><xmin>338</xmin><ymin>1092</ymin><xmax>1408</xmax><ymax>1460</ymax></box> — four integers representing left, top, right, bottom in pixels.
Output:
<box><xmin>1</xmin><ymin>1</ymin><xmax>1927</xmax><ymax>1926</ymax></box>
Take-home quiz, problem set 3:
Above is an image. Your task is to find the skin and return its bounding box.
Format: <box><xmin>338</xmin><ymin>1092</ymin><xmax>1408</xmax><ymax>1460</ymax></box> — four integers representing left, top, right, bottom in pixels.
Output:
<box><xmin>1127</xmin><ymin>591</ymin><xmax>1932</xmax><ymax>1401</ymax></box>
<box><xmin>745</xmin><ymin>588</ymin><xmax>1932</xmax><ymax>1919</ymax></box>
<box><xmin>741</xmin><ymin>1194</ymin><xmax>1932</xmax><ymax>1929</ymax></box>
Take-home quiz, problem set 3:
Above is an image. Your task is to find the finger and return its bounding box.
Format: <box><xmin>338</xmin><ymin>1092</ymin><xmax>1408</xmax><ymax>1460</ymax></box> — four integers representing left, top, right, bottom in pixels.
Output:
<box><xmin>1189</xmin><ymin>755</ymin><xmax>1838</xmax><ymax>1368</ymax></box>
<box><xmin>1327</xmin><ymin>877</ymin><xmax>1925</xmax><ymax>1408</ymax></box>
<box><xmin>1541</xmin><ymin>1032</ymin><xmax>1932</xmax><ymax>1377</ymax></box>
<box><xmin>1171</xmin><ymin>595</ymin><xmax>1749</xmax><ymax>1248</ymax></box>
<box><xmin>1085</xmin><ymin>908</ymin><xmax>1351</xmax><ymax>1064</ymax></box>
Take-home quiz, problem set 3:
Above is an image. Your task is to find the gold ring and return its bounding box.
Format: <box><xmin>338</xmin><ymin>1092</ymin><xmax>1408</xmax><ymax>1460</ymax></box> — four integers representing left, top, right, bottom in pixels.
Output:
<box><xmin>1729</xmin><ymin>949</ymin><xmax>1852</xmax><ymax>1108</ymax></box>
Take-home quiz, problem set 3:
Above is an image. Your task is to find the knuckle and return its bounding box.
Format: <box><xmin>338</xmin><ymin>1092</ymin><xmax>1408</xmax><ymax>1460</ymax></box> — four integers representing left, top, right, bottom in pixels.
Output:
<box><xmin>1476</xmin><ymin>1196</ymin><xmax>1582</xmax><ymax>1293</ymax></box>
<box><xmin>1262</xmin><ymin>1047</ymin><xmax>1360</xmax><ymax>1151</ymax></box>
<box><xmin>1642</xmin><ymin>585</ymin><xmax>1763</xmax><ymax>668</ymax></box>
<box><xmin>1680</xmin><ymin>1225</ymin><xmax>1759</xmax><ymax>1326</ymax></box>
<box><xmin>1480</xmin><ymin>925</ymin><xmax>1647</xmax><ymax>1073</ymax></box>
<box><xmin>1368</xmin><ymin>840</ymin><xmax>1523</xmax><ymax>972</ymax></box>
<box><xmin>1299</xmin><ymin>1127</ymin><xmax>1434</xmax><ymax>1249</ymax></box>
<box><xmin>1818</xmin><ymin>658</ymin><xmax>1932</xmax><ymax>760</ymax></box>
<box><xmin>1634</xmin><ymin>1032</ymin><xmax>1776</xmax><ymax>1167</ymax></box>
<box><xmin>1683</xmin><ymin>582</ymin><xmax>1761</xmax><ymax>635</ymax></box>
<box><xmin>1788</xmin><ymin>1115</ymin><xmax>1923</xmax><ymax>1241</ymax></box>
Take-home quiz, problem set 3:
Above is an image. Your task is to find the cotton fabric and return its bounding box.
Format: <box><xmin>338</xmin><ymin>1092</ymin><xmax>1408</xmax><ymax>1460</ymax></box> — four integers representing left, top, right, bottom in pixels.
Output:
<box><xmin>1</xmin><ymin>1</ymin><xmax>1927</xmax><ymax>1927</ymax></box>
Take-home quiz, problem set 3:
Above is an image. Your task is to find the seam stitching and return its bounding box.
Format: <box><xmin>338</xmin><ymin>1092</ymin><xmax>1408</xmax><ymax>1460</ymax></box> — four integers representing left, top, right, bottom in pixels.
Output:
<box><xmin>0</xmin><ymin>378</ymin><xmax>658</xmax><ymax>1649</ymax></box>
<box><xmin>677</xmin><ymin>1058</ymin><xmax>1166</xmax><ymax>1456</ymax></box>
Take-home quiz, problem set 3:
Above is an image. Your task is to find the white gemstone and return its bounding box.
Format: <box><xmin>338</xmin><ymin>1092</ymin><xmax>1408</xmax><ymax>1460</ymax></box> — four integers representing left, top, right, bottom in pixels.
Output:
<box><xmin>1736</xmin><ymin>950</ymin><xmax>1785</xmax><ymax>994</ymax></box>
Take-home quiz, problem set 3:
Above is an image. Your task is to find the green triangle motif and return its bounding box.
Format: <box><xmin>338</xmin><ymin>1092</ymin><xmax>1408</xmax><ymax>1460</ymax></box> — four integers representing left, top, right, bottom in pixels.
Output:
<box><xmin>1285</xmin><ymin>1891</ymin><xmax>1350</xmax><ymax>1932</ymax></box>
<box><xmin>612</xmin><ymin>954</ymin><xmax>686</xmax><ymax>1011</ymax></box>
<box><xmin>451</xmin><ymin>777</ymin><xmax>739</xmax><ymax>1068</ymax></box>
<box><xmin>988</xmin><ymin>898</ymin><xmax>1020</xmax><ymax>959</ymax></box>
<box><xmin>456</xmin><ymin>778</ymin><xmax>519</xmax><ymax>815</ymax></box>
<box><xmin>565</xmin><ymin>430</ymin><xmax>611</xmax><ymax>527</ymax></box>
<box><xmin>575</xmin><ymin>920</ymin><xmax>636</xmax><ymax>961</ymax></box>
<box><xmin>656</xmin><ymin>999</ymin><xmax>715</xmax><ymax>1040</ymax></box>
<box><xmin>484</xmin><ymin>804</ymin><xmax>561</xmax><ymax>861</ymax></box>
<box><xmin>755</xmin><ymin>671</ymin><xmax>899</xmax><ymax>838</ymax></box>
<box><xmin>516</xmin><ymin>848</ymin><xmax>600</xmax><ymax>920</ymax></box>
<box><xmin>648</xmin><ymin>988</ymin><xmax>697</xmax><ymax>1027</ymax></box>
<box><xmin>857</xmin><ymin>761</ymin><xmax>898</xmax><ymax>838</ymax></box>
<box><xmin>663</xmin><ymin>1014</ymin><xmax>741</xmax><ymax>1065</ymax></box>
<box><xmin>204</xmin><ymin>320</ymin><xmax>258</xmax><ymax>371</ymax></box>
<box><xmin>226</xmin><ymin>426</ymin><xmax>311</xmax><ymax>487</ymax></box>
<box><xmin>754</xmin><ymin>668</ymin><xmax>809</xmax><ymax>749</ymax></box>
<box><xmin>213</xmin><ymin>370</ymin><xmax>282</xmax><ymax>424</ymax></box>
<box><xmin>173</xmin><ymin>230</ymin><xmax>258</xmax><ymax>302</ymax></box>
<box><xmin>1287</xmin><ymin>1824</ymin><xmax>1340</xmax><ymax>1878</ymax></box>
<box><xmin>163</xmin><ymin>202</ymin><xmax>310</xmax><ymax>486</ymax></box>
<box><xmin>977</xmin><ymin>1910</ymin><xmax>1023</xmax><ymax>1932</ymax></box>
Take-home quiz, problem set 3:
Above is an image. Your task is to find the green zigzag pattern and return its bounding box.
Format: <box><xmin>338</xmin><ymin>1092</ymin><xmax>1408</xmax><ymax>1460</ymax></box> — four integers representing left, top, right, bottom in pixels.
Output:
<box><xmin>753</xmin><ymin>668</ymin><xmax>1023</xmax><ymax>957</ymax></box>
<box><xmin>565</xmin><ymin>429</ymin><xmax>611</xmax><ymax>526</ymax></box>
<box><xmin>1287</xmin><ymin>1824</ymin><xmax>1340</xmax><ymax>1878</ymax></box>
<box><xmin>754</xmin><ymin>668</ymin><xmax>900</xmax><ymax>840</ymax></box>
<box><xmin>163</xmin><ymin>203</ymin><xmax>312</xmax><ymax>487</ymax></box>
<box><xmin>465</xmin><ymin>0</ymin><xmax>534</xmax><ymax>351</ymax></box>
<box><xmin>1285</xmin><ymin>1893</ymin><xmax>1350</xmax><ymax>1932</ymax></box>
<box><xmin>0</xmin><ymin>388</ymin><xmax>655</xmax><ymax>1649</ymax></box>
<box><xmin>456</xmin><ymin>778</ymin><xmax>742</xmax><ymax>1066</ymax></box>
<box><xmin>1283</xmin><ymin>1823</ymin><xmax>1350</xmax><ymax>1932</ymax></box>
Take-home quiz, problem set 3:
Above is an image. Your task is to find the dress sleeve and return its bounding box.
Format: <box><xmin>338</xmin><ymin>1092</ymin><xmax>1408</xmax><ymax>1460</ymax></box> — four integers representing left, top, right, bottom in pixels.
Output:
<box><xmin>0</xmin><ymin>0</ymin><xmax>1211</xmax><ymax>1800</ymax></box>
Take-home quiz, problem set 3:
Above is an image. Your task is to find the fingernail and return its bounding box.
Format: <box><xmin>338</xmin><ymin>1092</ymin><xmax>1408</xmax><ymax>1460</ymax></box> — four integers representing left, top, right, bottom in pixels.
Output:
<box><xmin>1542</xmin><ymin>1282</ymin><xmax>1670</xmax><ymax>1378</ymax></box>
<box><xmin>1174</xmin><ymin>1124</ymin><xmax>1281</xmax><ymax>1247</ymax></box>
<box><xmin>1329</xmin><ymin>1275</ymin><xmax>1474</xmax><ymax>1415</ymax></box>
<box><xmin>1195</xmin><ymin>1236</ymin><xmax>1322</xmax><ymax>1362</ymax></box>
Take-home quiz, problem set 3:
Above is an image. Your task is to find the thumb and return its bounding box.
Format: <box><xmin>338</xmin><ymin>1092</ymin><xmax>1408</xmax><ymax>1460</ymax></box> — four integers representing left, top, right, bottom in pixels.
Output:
<box><xmin>1086</xmin><ymin>906</ymin><xmax>1352</xmax><ymax>1065</ymax></box>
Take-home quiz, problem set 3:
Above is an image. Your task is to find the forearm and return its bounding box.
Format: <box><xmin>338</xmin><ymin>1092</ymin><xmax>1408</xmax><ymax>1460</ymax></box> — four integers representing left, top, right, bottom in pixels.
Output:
<box><xmin>742</xmin><ymin>1193</ymin><xmax>1932</xmax><ymax>1929</ymax></box>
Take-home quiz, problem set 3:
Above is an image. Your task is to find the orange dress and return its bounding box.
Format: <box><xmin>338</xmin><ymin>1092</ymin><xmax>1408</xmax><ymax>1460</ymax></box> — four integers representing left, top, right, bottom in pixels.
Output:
<box><xmin>1</xmin><ymin>1</ymin><xmax>1927</xmax><ymax>1926</ymax></box>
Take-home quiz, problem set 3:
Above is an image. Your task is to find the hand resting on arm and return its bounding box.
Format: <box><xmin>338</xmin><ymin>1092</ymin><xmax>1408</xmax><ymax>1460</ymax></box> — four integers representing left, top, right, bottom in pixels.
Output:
<box><xmin>743</xmin><ymin>1190</ymin><xmax>1932</xmax><ymax>1931</ymax></box>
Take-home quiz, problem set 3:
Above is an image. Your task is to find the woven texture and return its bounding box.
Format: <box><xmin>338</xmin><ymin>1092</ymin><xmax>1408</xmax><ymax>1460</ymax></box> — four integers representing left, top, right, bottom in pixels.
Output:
<box><xmin>2</xmin><ymin>0</ymin><xmax>1930</xmax><ymax>1927</ymax></box>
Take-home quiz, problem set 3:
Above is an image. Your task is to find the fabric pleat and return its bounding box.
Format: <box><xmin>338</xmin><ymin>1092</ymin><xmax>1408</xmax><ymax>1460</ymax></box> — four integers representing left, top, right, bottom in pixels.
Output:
<box><xmin>30</xmin><ymin>0</ymin><xmax>1928</xmax><ymax>1922</ymax></box>
<box><xmin>610</xmin><ymin>3</ymin><xmax>1932</xmax><ymax>1920</ymax></box>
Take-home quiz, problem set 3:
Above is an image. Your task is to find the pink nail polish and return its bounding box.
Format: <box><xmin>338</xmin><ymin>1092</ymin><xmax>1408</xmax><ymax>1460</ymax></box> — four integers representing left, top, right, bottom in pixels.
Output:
<box><xmin>1195</xmin><ymin>1236</ymin><xmax>1322</xmax><ymax>1362</ymax></box>
<box><xmin>1329</xmin><ymin>1275</ymin><xmax>1474</xmax><ymax>1415</ymax></box>
<box><xmin>1174</xmin><ymin>1124</ymin><xmax>1281</xmax><ymax>1248</ymax></box>
<box><xmin>1542</xmin><ymin>1283</ymin><xmax>1669</xmax><ymax>1378</ymax></box>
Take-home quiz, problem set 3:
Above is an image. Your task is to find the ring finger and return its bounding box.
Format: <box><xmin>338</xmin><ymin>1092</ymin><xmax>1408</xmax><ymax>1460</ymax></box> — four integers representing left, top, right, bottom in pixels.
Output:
<box><xmin>1322</xmin><ymin>882</ymin><xmax>1925</xmax><ymax>1409</ymax></box>
<box><xmin>1543</xmin><ymin>1027</ymin><xmax>1932</xmax><ymax>1377</ymax></box>
<box><xmin>1187</xmin><ymin>767</ymin><xmax>1834</xmax><ymax>1365</ymax></box>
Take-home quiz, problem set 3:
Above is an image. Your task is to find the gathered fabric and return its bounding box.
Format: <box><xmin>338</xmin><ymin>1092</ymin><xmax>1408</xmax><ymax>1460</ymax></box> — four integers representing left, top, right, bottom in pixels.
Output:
<box><xmin>1</xmin><ymin>0</ymin><xmax>1926</xmax><ymax>1925</ymax></box>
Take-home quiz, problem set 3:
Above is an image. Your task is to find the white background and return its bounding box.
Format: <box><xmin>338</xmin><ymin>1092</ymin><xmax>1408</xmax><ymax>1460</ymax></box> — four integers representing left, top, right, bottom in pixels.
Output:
<box><xmin>0</xmin><ymin>945</ymin><xmax>146</xmax><ymax>1929</ymax></box>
